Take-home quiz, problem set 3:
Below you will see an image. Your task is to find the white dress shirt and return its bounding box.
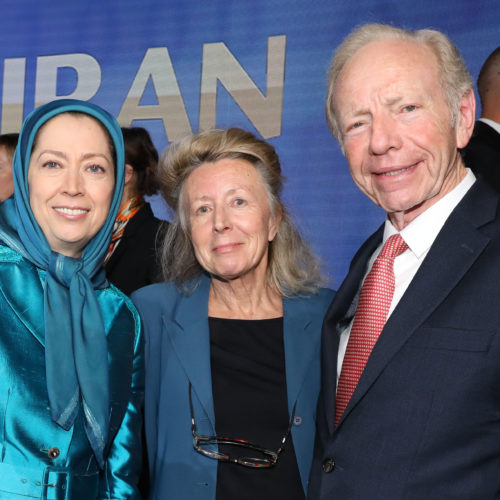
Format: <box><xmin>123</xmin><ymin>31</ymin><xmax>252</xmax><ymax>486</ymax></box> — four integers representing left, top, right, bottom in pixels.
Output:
<box><xmin>337</xmin><ymin>169</ymin><xmax>477</xmax><ymax>381</ymax></box>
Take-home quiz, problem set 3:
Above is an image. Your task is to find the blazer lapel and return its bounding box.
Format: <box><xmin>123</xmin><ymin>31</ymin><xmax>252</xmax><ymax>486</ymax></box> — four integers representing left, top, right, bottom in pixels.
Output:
<box><xmin>283</xmin><ymin>297</ymin><xmax>320</xmax><ymax>416</ymax></box>
<box><xmin>337</xmin><ymin>182</ymin><xmax>497</xmax><ymax>427</ymax></box>
<box><xmin>163</xmin><ymin>276</ymin><xmax>215</xmax><ymax>427</ymax></box>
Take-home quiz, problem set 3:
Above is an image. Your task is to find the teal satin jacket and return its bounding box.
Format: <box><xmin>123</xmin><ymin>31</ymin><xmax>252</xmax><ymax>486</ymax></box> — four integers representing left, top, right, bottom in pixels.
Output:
<box><xmin>0</xmin><ymin>244</ymin><xmax>144</xmax><ymax>499</ymax></box>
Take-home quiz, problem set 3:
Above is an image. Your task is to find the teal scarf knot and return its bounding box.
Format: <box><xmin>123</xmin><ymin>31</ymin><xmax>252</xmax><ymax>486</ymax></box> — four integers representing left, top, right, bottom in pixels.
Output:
<box><xmin>0</xmin><ymin>99</ymin><xmax>125</xmax><ymax>468</ymax></box>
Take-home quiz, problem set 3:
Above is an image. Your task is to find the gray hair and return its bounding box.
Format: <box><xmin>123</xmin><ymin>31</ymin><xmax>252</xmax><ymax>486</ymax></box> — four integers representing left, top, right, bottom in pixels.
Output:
<box><xmin>158</xmin><ymin>127</ymin><xmax>325</xmax><ymax>296</ymax></box>
<box><xmin>326</xmin><ymin>23</ymin><xmax>473</xmax><ymax>148</ymax></box>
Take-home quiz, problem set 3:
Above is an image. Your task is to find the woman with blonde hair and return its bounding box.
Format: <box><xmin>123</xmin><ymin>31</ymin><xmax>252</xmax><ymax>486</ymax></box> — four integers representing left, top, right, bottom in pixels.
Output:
<box><xmin>133</xmin><ymin>127</ymin><xmax>334</xmax><ymax>500</ymax></box>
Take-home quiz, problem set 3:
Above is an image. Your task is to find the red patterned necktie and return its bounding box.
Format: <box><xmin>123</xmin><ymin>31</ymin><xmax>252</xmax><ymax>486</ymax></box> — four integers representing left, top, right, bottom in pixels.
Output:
<box><xmin>335</xmin><ymin>233</ymin><xmax>408</xmax><ymax>426</ymax></box>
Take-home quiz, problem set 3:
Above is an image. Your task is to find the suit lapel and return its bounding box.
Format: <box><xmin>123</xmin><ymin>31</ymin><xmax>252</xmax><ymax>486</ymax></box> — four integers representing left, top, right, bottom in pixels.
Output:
<box><xmin>322</xmin><ymin>227</ymin><xmax>383</xmax><ymax>434</ymax></box>
<box><xmin>337</xmin><ymin>182</ymin><xmax>497</xmax><ymax>427</ymax></box>
<box><xmin>164</xmin><ymin>276</ymin><xmax>215</xmax><ymax>426</ymax></box>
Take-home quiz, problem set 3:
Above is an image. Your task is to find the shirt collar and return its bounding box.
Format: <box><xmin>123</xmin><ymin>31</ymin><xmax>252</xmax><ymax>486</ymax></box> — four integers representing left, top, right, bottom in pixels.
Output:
<box><xmin>383</xmin><ymin>168</ymin><xmax>476</xmax><ymax>259</ymax></box>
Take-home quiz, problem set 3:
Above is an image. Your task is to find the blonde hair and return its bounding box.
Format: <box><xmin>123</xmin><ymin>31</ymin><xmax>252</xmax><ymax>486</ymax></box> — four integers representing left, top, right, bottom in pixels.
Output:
<box><xmin>326</xmin><ymin>23</ymin><xmax>473</xmax><ymax>147</ymax></box>
<box><xmin>158</xmin><ymin>127</ymin><xmax>325</xmax><ymax>296</ymax></box>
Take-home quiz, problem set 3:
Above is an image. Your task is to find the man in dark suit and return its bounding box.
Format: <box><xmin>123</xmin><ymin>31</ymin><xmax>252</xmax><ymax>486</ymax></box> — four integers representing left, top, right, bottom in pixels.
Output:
<box><xmin>309</xmin><ymin>24</ymin><xmax>500</xmax><ymax>499</ymax></box>
<box><xmin>463</xmin><ymin>47</ymin><xmax>500</xmax><ymax>191</ymax></box>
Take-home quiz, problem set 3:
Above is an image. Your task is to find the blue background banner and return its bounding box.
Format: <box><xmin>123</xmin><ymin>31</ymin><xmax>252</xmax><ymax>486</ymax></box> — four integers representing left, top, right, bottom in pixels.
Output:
<box><xmin>1</xmin><ymin>0</ymin><xmax>498</xmax><ymax>286</ymax></box>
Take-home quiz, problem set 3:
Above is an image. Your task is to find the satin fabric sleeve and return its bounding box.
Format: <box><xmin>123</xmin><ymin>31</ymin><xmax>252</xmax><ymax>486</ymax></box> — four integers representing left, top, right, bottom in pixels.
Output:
<box><xmin>98</xmin><ymin>305</ymin><xmax>145</xmax><ymax>499</ymax></box>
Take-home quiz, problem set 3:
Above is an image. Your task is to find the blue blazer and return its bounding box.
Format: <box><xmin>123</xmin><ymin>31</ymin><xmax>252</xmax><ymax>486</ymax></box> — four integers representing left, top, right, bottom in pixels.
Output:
<box><xmin>0</xmin><ymin>245</ymin><xmax>144</xmax><ymax>499</ymax></box>
<box><xmin>309</xmin><ymin>180</ymin><xmax>500</xmax><ymax>499</ymax></box>
<box><xmin>132</xmin><ymin>276</ymin><xmax>334</xmax><ymax>499</ymax></box>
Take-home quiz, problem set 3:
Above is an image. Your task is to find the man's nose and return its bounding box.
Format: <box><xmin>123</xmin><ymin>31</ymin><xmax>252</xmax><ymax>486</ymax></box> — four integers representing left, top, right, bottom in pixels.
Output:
<box><xmin>369</xmin><ymin>114</ymin><xmax>401</xmax><ymax>155</ymax></box>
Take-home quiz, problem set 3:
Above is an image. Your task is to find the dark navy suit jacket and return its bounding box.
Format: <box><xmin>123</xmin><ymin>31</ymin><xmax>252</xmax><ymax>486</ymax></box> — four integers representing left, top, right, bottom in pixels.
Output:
<box><xmin>309</xmin><ymin>180</ymin><xmax>500</xmax><ymax>499</ymax></box>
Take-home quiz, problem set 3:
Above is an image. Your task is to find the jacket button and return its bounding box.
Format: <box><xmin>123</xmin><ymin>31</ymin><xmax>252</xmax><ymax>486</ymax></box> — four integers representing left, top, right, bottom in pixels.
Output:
<box><xmin>322</xmin><ymin>458</ymin><xmax>335</xmax><ymax>473</ymax></box>
<box><xmin>48</xmin><ymin>447</ymin><xmax>60</xmax><ymax>459</ymax></box>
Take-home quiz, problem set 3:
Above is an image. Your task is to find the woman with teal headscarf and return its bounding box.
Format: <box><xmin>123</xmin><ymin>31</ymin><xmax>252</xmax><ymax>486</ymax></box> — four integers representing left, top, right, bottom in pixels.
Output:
<box><xmin>0</xmin><ymin>100</ymin><xmax>143</xmax><ymax>499</ymax></box>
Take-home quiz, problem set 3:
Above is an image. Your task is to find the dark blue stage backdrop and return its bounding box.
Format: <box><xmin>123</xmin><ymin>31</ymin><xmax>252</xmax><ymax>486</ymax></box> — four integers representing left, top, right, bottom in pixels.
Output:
<box><xmin>1</xmin><ymin>0</ymin><xmax>498</xmax><ymax>286</ymax></box>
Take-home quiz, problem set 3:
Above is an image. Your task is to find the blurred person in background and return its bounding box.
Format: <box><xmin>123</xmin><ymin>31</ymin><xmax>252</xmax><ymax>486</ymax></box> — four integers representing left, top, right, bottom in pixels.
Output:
<box><xmin>104</xmin><ymin>127</ymin><xmax>165</xmax><ymax>295</ymax></box>
<box><xmin>463</xmin><ymin>46</ymin><xmax>500</xmax><ymax>191</ymax></box>
<box><xmin>0</xmin><ymin>133</ymin><xmax>18</xmax><ymax>202</ymax></box>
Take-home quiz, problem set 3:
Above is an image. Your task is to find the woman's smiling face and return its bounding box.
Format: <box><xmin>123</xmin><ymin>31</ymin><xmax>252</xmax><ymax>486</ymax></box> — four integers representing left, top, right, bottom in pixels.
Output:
<box><xmin>28</xmin><ymin>113</ymin><xmax>115</xmax><ymax>258</ymax></box>
<box><xmin>184</xmin><ymin>158</ymin><xmax>280</xmax><ymax>282</ymax></box>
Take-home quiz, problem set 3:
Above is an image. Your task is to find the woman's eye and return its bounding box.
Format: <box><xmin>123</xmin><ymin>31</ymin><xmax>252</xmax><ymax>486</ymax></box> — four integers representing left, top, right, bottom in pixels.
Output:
<box><xmin>196</xmin><ymin>206</ymin><xmax>210</xmax><ymax>214</ymax></box>
<box><xmin>43</xmin><ymin>160</ymin><xmax>59</xmax><ymax>169</ymax></box>
<box><xmin>88</xmin><ymin>164</ymin><xmax>105</xmax><ymax>174</ymax></box>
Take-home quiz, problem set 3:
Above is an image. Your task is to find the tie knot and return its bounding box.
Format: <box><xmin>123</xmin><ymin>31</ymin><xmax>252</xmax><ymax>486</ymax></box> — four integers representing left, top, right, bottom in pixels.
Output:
<box><xmin>379</xmin><ymin>233</ymin><xmax>408</xmax><ymax>260</ymax></box>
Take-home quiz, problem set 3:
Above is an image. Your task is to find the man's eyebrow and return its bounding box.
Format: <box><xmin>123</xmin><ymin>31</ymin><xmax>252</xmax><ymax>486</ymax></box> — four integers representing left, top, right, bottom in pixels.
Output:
<box><xmin>384</xmin><ymin>96</ymin><xmax>404</xmax><ymax>106</ymax></box>
<box><xmin>347</xmin><ymin>96</ymin><xmax>406</xmax><ymax>117</ymax></box>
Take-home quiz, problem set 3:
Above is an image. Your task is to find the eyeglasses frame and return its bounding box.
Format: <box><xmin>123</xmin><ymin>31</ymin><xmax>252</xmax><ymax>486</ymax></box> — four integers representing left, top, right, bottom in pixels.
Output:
<box><xmin>189</xmin><ymin>382</ymin><xmax>296</xmax><ymax>469</ymax></box>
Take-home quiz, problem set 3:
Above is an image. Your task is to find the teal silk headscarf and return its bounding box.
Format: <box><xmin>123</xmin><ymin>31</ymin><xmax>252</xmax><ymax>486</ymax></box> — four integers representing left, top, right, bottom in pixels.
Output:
<box><xmin>0</xmin><ymin>99</ymin><xmax>125</xmax><ymax>468</ymax></box>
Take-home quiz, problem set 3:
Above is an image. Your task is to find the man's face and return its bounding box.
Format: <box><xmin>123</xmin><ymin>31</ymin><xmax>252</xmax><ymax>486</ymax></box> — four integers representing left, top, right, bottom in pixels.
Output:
<box><xmin>334</xmin><ymin>39</ymin><xmax>474</xmax><ymax>229</ymax></box>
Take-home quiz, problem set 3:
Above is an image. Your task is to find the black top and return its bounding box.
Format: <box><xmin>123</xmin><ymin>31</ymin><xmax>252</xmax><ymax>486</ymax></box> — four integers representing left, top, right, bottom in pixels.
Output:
<box><xmin>105</xmin><ymin>202</ymin><xmax>164</xmax><ymax>295</ymax></box>
<box><xmin>209</xmin><ymin>317</ymin><xmax>305</xmax><ymax>500</ymax></box>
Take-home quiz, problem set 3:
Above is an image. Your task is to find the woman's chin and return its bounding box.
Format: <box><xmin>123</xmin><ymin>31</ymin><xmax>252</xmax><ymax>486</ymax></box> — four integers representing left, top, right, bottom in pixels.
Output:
<box><xmin>212</xmin><ymin>271</ymin><xmax>241</xmax><ymax>282</ymax></box>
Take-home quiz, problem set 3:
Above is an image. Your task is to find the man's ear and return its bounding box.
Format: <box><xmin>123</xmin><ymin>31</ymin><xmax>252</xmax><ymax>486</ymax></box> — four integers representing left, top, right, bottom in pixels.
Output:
<box><xmin>456</xmin><ymin>89</ymin><xmax>476</xmax><ymax>149</ymax></box>
<box><xmin>124</xmin><ymin>163</ymin><xmax>134</xmax><ymax>186</ymax></box>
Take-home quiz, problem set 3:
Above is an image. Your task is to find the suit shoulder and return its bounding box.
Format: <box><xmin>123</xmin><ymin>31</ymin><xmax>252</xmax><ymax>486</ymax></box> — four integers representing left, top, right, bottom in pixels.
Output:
<box><xmin>287</xmin><ymin>287</ymin><xmax>335</xmax><ymax>313</ymax></box>
<box><xmin>131</xmin><ymin>281</ymin><xmax>180</xmax><ymax>313</ymax></box>
<box><xmin>318</xmin><ymin>287</ymin><xmax>336</xmax><ymax>301</ymax></box>
<box><xmin>313</xmin><ymin>287</ymin><xmax>336</xmax><ymax>309</ymax></box>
